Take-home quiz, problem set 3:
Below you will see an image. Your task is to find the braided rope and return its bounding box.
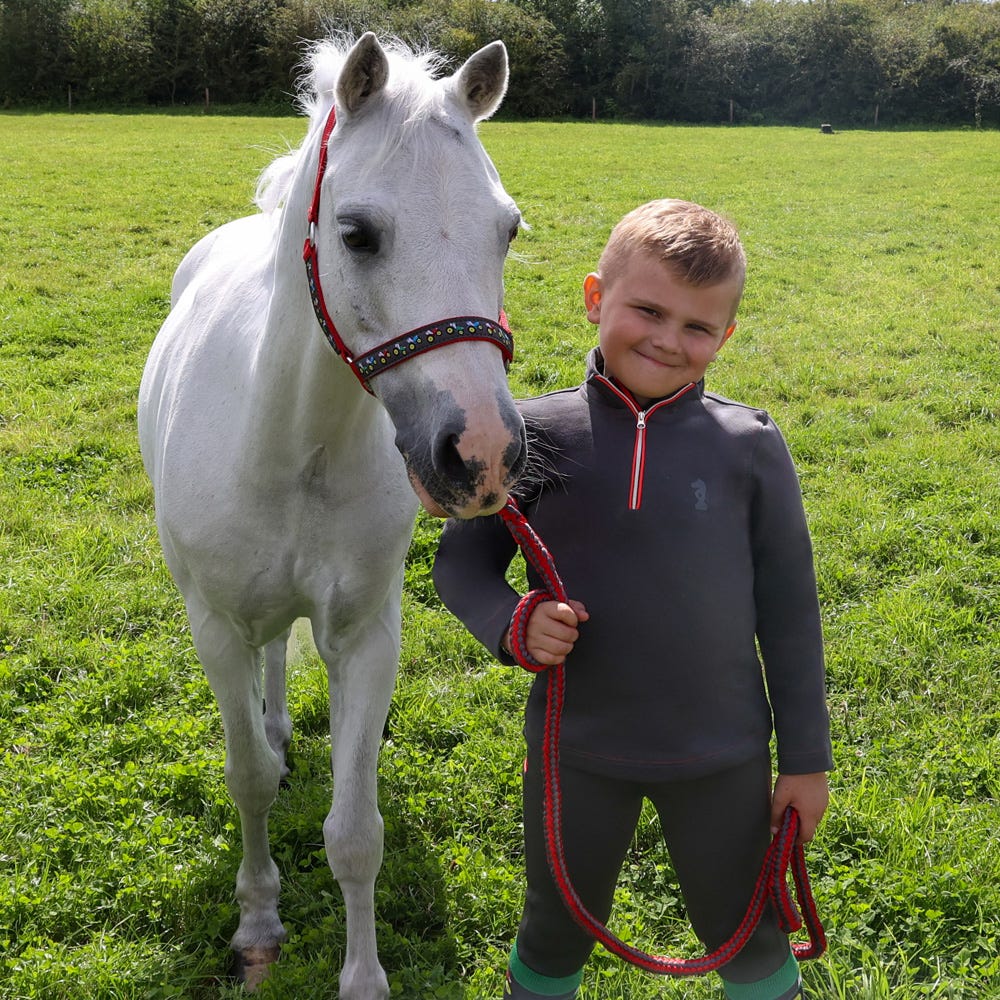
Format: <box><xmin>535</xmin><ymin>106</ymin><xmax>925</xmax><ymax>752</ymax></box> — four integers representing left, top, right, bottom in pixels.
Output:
<box><xmin>497</xmin><ymin>498</ymin><xmax>826</xmax><ymax>976</ymax></box>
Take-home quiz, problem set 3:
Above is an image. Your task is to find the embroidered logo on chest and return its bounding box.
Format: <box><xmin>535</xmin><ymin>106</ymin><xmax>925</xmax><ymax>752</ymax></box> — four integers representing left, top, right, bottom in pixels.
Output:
<box><xmin>690</xmin><ymin>479</ymin><xmax>709</xmax><ymax>511</ymax></box>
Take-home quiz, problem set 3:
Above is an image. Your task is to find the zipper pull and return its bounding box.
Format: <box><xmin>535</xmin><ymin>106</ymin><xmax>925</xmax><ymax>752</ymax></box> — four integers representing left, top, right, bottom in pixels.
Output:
<box><xmin>636</xmin><ymin>410</ymin><xmax>646</xmax><ymax>430</ymax></box>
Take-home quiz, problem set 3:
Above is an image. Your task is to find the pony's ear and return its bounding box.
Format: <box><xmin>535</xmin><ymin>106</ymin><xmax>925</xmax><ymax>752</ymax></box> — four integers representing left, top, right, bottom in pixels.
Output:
<box><xmin>449</xmin><ymin>41</ymin><xmax>508</xmax><ymax>122</ymax></box>
<box><xmin>336</xmin><ymin>32</ymin><xmax>390</xmax><ymax>114</ymax></box>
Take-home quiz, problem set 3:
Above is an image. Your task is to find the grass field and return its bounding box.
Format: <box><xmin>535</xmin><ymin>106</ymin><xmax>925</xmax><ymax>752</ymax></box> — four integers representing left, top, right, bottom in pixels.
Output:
<box><xmin>1</xmin><ymin>111</ymin><xmax>999</xmax><ymax>1000</ymax></box>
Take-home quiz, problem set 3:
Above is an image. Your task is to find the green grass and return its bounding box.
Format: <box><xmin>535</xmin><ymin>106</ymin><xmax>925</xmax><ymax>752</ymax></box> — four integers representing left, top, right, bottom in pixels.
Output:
<box><xmin>2</xmin><ymin>112</ymin><xmax>999</xmax><ymax>999</ymax></box>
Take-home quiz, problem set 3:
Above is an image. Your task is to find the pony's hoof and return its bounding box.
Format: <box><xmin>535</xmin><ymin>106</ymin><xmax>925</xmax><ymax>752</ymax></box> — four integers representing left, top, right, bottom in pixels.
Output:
<box><xmin>233</xmin><ymin>945</ymin><xmax>281</xmax><ymax>992</ymax></box>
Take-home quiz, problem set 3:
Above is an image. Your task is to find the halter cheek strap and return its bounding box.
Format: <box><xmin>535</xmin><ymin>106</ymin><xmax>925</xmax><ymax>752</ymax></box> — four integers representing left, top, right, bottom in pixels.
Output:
<box><xmin>302</xmin><ymin>105</ymin><xmax>514</xmax><ymax>395</ymax></box>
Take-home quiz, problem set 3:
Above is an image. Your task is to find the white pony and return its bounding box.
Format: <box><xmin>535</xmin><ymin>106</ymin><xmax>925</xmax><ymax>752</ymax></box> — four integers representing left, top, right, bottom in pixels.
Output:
<box><xmin>138</xmin><ymin>33</ymin><xmax>526</xmax><ymax>998</ymax></box>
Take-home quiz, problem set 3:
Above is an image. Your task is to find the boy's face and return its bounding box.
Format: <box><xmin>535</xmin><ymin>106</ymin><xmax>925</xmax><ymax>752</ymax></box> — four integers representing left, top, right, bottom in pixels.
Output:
<box><xmin>584</xmin><ymin>252</ymin><xmax>740</xmax><ymax>407</ymax></box>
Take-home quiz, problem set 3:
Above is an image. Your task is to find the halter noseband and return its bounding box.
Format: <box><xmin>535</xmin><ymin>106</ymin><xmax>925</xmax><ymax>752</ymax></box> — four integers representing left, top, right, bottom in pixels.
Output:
<box><xmin>302</xmin><ymin>106</ymin><xmax>514</xmax><ymax>395</ymax></box>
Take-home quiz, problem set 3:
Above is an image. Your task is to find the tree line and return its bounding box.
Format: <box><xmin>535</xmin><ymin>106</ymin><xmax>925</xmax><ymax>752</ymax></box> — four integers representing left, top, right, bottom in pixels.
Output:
<box><xmin>1</xmin><ymin>0</ymin><xmax>997</xmax><ymax>125</ymax></box>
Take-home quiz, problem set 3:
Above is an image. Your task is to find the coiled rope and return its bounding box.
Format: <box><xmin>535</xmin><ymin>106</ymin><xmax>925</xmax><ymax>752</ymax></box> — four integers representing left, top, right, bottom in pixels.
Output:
<box><xmin>497</xmin><ymin>498</ymin><xmax>826</xmax><ymax>976</ymax></box>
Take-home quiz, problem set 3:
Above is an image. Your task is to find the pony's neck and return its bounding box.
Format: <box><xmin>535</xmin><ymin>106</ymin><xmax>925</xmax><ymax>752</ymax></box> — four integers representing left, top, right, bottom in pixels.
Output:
<box><xmin>250</xmin><ymin>121</ymin><xmax>380</xmax><ymax>455</ymax></box>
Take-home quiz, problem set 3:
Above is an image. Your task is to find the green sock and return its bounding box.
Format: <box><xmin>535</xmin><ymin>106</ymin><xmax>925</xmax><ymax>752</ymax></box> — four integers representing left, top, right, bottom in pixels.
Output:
<box><xmin>721</xmin><ymin>952</ymin><xmax>801</xmax><ymax>1000</ymax></box>
<box><xmin>503</xmin><ymin>943</ymin><xmax>582</xmax><ymax>999</ymax></box>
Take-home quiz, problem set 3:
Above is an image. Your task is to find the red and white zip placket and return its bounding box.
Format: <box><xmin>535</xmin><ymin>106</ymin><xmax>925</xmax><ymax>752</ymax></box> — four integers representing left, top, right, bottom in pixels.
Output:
<box><xmin>593</xmin><ymin>376</ymin><xmax>697</xmax><ymax>510</ymax></box>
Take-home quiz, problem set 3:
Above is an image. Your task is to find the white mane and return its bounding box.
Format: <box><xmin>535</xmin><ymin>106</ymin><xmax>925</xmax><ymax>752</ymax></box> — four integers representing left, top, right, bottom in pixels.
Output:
<box><xmin>255</xmin><ymin>36</ymin><xmax>449</xmax><ymax>215</ymax></box>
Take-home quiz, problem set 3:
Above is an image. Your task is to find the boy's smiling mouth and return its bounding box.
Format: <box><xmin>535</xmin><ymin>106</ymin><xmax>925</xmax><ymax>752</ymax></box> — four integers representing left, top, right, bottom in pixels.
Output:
<box><xmin>636</xmin><ymin>348</ymin><xmax>681</xmax><ymax>368</ymax></box>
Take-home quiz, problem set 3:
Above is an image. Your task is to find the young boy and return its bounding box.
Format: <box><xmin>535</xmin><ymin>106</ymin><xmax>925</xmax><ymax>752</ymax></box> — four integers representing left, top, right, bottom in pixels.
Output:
<box><xmin>433</xmin><ymin>200</ymin><xmax>832</xmax><ymax>1000</ymax></box>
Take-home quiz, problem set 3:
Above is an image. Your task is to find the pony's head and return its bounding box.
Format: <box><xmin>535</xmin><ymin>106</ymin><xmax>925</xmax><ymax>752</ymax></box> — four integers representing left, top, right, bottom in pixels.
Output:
<box><xmin>279</xmin><ymin>33</ymin><xmax>528</xmax><ymax>518</ymax></box>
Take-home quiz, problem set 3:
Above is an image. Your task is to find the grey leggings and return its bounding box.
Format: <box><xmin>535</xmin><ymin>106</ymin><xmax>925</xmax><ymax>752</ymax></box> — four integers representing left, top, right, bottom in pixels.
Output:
<box><xmin>516</xmin><ymin>753</ymin><xmax>791</xmax><ymax>986</ymax></box>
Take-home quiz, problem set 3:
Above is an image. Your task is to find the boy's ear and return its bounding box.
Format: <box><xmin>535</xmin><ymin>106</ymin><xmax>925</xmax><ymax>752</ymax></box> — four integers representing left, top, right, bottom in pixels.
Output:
<box><xmin>713</xmin><ymin>323</ymin><xmax>736</xmax><ymax>360</ymax></box>
<box><xmin>584</xmin><ymin>273</ymin><xmax>602</xmax><ymax>324</ymax></box>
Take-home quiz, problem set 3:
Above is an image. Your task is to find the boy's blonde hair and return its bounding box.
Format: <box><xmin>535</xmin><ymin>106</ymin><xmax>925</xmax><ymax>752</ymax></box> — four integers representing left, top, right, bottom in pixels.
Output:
<box><xmin>598</xmin><ymin>199</ymin><xmax>746</xmax><ymax>290</ymax></box>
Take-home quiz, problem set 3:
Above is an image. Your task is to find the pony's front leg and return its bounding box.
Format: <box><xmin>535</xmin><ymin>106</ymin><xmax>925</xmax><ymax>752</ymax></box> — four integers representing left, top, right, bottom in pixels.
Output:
<box><xmin>315</xmin><ymin>598</ymin><xmax>400</xmax><ymax>1000</ymax></box>
<box><xmin>189</xmin><ymin>606</ymin><xmax>287</xmax><ymax>990</ymax></box>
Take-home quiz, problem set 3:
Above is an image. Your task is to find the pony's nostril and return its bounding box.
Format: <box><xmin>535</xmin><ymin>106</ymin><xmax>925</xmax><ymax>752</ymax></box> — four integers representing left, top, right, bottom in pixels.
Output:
<box><xmin>434</xmin><ymin>433</ymin><xmax>474</xmax><ymax>486</ymax></box>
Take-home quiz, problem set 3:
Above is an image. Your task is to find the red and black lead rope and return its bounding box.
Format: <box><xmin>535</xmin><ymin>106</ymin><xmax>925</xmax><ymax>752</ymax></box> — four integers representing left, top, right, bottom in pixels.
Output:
<box><xmin>497</xmin><ymin>498</ymin><xmax>826</xmax><ymax>976</ymax></box>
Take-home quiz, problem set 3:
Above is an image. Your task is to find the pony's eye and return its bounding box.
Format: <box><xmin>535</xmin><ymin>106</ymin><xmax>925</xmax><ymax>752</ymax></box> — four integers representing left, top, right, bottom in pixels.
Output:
<box><xmin>340</xmin><ymin>222</ymin><xmax>378</xmax><ymax>254</ymax></box>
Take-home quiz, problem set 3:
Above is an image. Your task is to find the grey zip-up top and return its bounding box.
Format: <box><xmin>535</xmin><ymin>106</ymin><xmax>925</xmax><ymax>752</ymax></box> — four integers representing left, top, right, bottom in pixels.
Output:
<box><xmin>433</xmin><ymin>348</ymin><xmax>833</xmax><ymax>781</ymax></box>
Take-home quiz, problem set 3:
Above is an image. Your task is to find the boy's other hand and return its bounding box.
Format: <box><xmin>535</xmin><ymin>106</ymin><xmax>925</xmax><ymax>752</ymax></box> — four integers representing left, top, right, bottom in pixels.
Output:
<box><xmin>522</xmin><ymin>599</ymin><xmax>590</xmax><ymax>665</ymax></box>
<box><xmin>770</xmin><ymin>772</ymin><xmax>829</xmax><ymax>845</ymax></box>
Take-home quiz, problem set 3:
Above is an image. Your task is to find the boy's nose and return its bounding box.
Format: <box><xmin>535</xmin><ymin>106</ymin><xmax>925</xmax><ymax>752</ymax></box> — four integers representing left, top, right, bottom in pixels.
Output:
<box><xmin>650</xmin><ymin>323</ymin><xmax>682</xmax><ymax>353</ymax></box>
